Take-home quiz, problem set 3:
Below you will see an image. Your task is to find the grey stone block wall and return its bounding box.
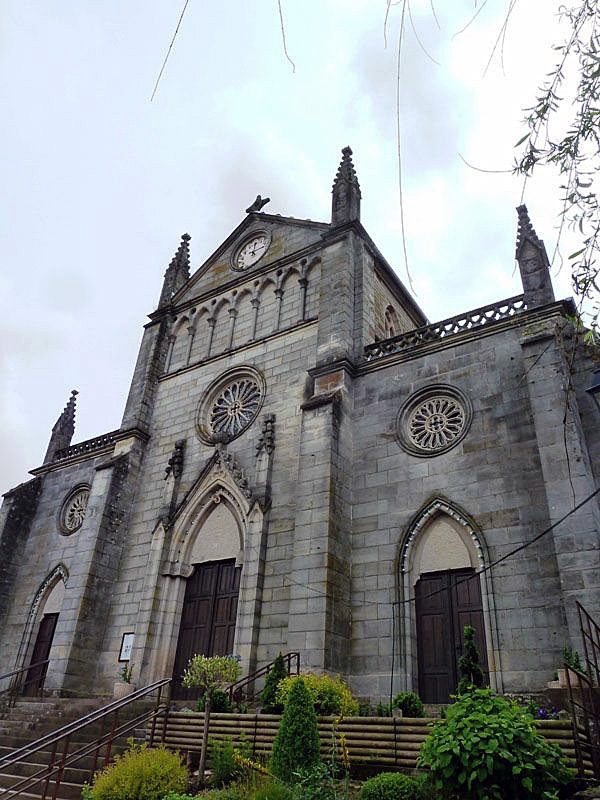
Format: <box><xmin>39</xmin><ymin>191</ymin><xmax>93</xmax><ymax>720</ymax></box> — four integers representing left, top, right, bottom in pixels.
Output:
<box><xmin>1</xmin><ymin>194</ymin><xmax>598</xmax><ymax>705</ymax></box>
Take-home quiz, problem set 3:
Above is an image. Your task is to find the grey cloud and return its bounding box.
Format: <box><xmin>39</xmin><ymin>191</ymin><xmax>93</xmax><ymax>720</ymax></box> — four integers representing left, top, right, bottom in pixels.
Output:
<box><xmin>349</xmin><ymin>17</ymin><xmax>472</xmax><ymax>175</ymax></box>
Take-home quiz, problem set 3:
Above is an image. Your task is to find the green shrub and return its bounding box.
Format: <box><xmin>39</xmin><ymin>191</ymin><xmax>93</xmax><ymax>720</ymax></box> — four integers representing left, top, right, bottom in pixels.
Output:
<box><xmin>392</xmin><ymin>692</ymin><xmax>424</xmax><ymax>717</ymax></box>
<box><xmin>210</xmin><ymin>736</ymin><xmax>252</xmax><ymax>786</ymax></box>
<box><xmin>457</xmin><ymin>625</ymin><xmax>486</xmax><ymax>694</ymax></box>
<box><xmin>200</xmin><ymin>788</ymin><xmax>244</xmax><ymax>800</ymax></box>
<box><xmin>418</xmin><ymin>688</ymin><xmax>573</xmax><ymax>800</ymax></box>
<box><xmin>250</xmin><ymin>780</ymin><xmax>293</xmax><ymax>800</ymax></box>
<box><xmin>270</xmin><ymin>677</ymin><xmax>321</xmax><ymax>782</ymax></box>
<box><xmin>197</xmin><ymin>689</ymin><xmax>233</xmax><ymax>713</ymax></box>
<box><xmin>259</xmin><ymin>653</ymin><xmax>288</xmax><ymax>714</ymax></box>
<box><xmin>359</xmin><ymin>772</ymin><xmax>426</xmax><ymax>800</ymax></box>
<box><xmin>85</xmin><ymin>742</ymin><xmax>187</xmax><ymax>800</ymax></box>
<box><xmin>292</xmin><ymin>763</ymin><xmax>337</xmax><ymax>800</ymax></box>
<box><xmin>375</xmin><ymin>702</ymin><xmax>391</xmax><ymax>717</ymax></box>
<box><xmin>162</xmin><ymin>794</ymin><xmax>196</xmax><ymax>800</ymax></box>
<box><xmin>276</xmin><ymin>673</ymin><xmax>359</xmax><ymax>716</ymax></box>
<box><xmin>562</xmin><ymin>645</ymin><xmax>584</xmax><ymax>672</ymax></box>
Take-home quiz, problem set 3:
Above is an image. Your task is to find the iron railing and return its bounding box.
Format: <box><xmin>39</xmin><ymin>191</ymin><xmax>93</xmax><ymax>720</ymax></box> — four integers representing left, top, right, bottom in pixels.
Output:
<box><xmin>226</xmin><ymin>652</ymin><xmax>300</xmax><ymax>704</ymax></box>
<box><xmin>566</xmin><ymin>664</ymin><xmax>599</xmax><ymax>778</ymax></box>
<box><xmin>566</xmin><ymin>602</ymin><xmax>600</xmax><ymax>779</ymax></box>
<box><xmin>364</xmin><ymin>294</ymin><xmax>527</xmax><ymax>361</ymax></box>
<box><xmin>0</xmin><ymin>677</ymin><xmax>172</xmax><ymax>800</ymax></box>
<box><xmin>577</xmin><ymin>601</ymin><xmax>600</xmax><ymax>687</ymax></box>
<box><xmin>0</xmin><ymin>660</ymin><xmax>51</xmax><ymax>707</ymax></box>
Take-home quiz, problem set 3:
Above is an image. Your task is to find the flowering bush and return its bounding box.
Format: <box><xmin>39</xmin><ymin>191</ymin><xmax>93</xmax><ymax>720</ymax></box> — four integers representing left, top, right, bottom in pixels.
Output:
<box><xmin>275</xmin><ymin>673</ymin><xmax>359</xmax><ymax>716</ymax></box>
<box><xmin>82</xmin><ymin>742</ymin><xmax>187</xmax><ymax>800</ymax></box>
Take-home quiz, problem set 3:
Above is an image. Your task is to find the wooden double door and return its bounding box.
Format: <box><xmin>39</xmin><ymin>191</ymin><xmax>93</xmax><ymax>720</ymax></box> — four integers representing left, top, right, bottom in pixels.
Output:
<box><xmin>415</xmin><ymin>568</ymin><xmax>488</xmax><ymax>703</ymax></box>
<box><xmin>172</xmin><ymin>559</ymin><xmax>241</xmax><ymax>699</ymax></box>
<box><xmin>23</xmin><ymin>613</ymin><xmax>58</xmax><ymax>696</ymax></box>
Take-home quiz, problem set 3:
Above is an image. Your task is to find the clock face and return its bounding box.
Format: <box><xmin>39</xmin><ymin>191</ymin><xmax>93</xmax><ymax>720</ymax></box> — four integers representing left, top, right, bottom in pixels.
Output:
<box><xmin>234</xmin><ymin>232</ymin><xmax>271</xmax><ymax>270</ymax></box>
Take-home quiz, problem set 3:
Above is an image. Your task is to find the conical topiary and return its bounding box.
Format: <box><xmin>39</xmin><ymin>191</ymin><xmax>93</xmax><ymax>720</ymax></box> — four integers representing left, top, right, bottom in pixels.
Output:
<box><xmin>457</xmin><ymin>624</ymin><xmax>485</xmax><ymax>694</ymax></box>
<box><xmin>259</xmin><ymin>653</ymin><xmax>287</xmax><ymax>713</ymax></box>
<box><xmin>269</xmin><ymin>677</ymin><xmax>320</xmax><ymax>782</ymax></box>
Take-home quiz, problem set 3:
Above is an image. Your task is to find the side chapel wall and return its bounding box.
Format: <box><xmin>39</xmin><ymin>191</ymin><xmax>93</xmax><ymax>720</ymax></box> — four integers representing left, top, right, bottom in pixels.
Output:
<box><xmin>349</xmin><ymin>319</ymin><xmax>568</xmax><ymax>698</ymax></box>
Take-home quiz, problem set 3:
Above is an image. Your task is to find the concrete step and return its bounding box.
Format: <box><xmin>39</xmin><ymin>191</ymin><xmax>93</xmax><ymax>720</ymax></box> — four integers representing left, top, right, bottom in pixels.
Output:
<box><xmin>0</xmin><ymin>744</ymin><xmax>129</xmax><ymax>773</ymax></box>
<box><xmin>0</xmin><ymin>770</ymin><xmax>84</xmax><ymax>800</ymax></box>
<box><xmin>0</xmin><ymin>757</ymin><xmax>90</xmax><ymax>786</ymax></box>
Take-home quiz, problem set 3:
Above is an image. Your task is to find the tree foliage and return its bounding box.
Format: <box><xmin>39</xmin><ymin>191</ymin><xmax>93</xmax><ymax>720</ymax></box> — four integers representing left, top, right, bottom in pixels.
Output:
<box><xmin>516</xmin><ymin>0</ymin><xmax>600</xmax><ymax>333</ymax></box>
<box><xmin>181</xmin><ymin>655</ymin><xmax>241</xmax><ymax>785</ymax></box>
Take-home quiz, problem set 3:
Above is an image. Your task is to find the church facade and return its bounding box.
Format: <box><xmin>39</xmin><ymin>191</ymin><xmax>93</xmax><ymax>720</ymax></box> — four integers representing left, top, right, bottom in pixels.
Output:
<box><xmin>1</xmin><ymin>148</ymin><xmax>599</xmax><ymax>704</ymax></box>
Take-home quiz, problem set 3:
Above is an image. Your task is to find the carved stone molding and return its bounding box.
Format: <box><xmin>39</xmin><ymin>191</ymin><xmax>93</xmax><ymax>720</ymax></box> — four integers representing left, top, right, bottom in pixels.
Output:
<box><xmin>256</xmin><ymin>414</ymin><xmax>276</xmax><ymax>455</ymax></box>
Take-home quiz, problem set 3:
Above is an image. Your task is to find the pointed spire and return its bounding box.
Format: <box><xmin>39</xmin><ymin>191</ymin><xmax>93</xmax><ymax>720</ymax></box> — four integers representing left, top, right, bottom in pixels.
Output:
<box><xmin>44</xmin><ymin>390</ymin><xmax>78</xmax><ymax>464</ymax></box>
<box><xmin>158</xmin><ymin>233</ymin><xmax>191</xmax><ymax>308</ymax></box>
<box><xmin>516</xmin><ymin>204</ymin><xmax>544</xmax><ymax>258</ymax></box>
<box><xmin>515</xmin><ymin>205</ymin><xmax>555</xmax><ymax>307</ymax></box>
<box><xmin>331</xmin><ymin>146</ymin><xmax>361</xmax><ymax>225</ymax></box>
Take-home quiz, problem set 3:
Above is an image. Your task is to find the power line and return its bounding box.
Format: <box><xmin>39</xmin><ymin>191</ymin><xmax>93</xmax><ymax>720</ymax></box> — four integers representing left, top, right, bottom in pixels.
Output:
<box><xmin>150</xmin><ymin>0</ymin><xmax>191</xmax><ymax>102</ymax></box>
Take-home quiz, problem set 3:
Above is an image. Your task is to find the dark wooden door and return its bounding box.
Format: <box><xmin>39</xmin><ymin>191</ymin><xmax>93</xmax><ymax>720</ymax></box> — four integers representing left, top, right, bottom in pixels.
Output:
<box><xmin>23</xmin><ymin>613</ymin><xmax>58</xmax><ymax>696</ymax></box>
<box><xmin>416</xmin><ymin>568</ymin><xmax>487</xmax><ymax>703</ymax></box>
<box><xmin>172</xmin><ymin>560</ymin><xmax>241</xmax><ymax>699</ymax></box>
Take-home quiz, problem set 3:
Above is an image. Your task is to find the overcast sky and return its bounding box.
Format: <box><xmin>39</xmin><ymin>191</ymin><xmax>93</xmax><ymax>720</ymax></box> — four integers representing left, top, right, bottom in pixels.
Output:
<box><xmin>0</xmin><ymin>1</ymin><xmax>581</xmax><ymax>492</ymax></box>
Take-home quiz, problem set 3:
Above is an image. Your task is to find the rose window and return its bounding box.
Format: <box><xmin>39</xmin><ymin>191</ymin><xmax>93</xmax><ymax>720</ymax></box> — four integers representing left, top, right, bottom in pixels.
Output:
<box><xmin>397</xmin><ymin>385</ymin><xmax>472</xmax><ymax>456</ymax></box>
<box><xmin>407</xmin><ymin>397</ymin><xmax>465</xmax><ymax>451</ymax></box>
<box><xmin>209</xmin><ymin>379</ymin><xmax>262</xmax><ymax>438</ymax></box>
<box><xmin>60</xmin><ymin>487</ymin><xmax>90</xmax><ymax>534</ymax></box>
<box><xmin>197</xmin><ymin>367</ymin><xmax>265</xmax><ymax>444</ymax></box>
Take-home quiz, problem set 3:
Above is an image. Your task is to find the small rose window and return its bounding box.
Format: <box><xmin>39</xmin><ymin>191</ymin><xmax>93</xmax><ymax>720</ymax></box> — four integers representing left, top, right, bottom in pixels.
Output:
<box><xmin>59</xmin><ymin>486</ymin><xmax>90</xmax><ymax>534</ymax></box>
<box><xmin>397</xmin><ymin>385</ymin><xmax>472</xmax><ymax>457</ymax></box>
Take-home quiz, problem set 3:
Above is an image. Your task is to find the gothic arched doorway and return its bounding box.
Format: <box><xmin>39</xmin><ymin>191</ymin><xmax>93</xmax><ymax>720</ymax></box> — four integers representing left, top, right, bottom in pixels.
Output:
<box><xmin>400</xmin><ymin>499</ymin><xmax>500</xmax><ymax>703</ymax></box>
<box><xmin>20</xmin><ymin>567</ymin><xmax>67</xmax><ymax>696</ymax></box>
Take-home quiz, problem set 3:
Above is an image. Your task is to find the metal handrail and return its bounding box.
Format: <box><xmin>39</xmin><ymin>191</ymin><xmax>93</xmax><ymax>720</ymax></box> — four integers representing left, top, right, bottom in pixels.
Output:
<box><xmin>226</xmin><ymin>652</ymin><xmax>300</xmax><ymax>704</ymax></box>
<box><xmin>0</xmin><ymin>661</ymin><xmax>50</xmax><ymax>684</ymax></box>
<box><xmin>0</xmin><ymin>659</ymin><xmax>51</xmax><ymax>706</ymax></box>
<box><xmin>0</xmin><ymin>677</ymin><xmax>173</xmax><ymax>800</ymax></box>
<box><xmin>577</xmin><ymin>600</ymin><xmax>600</xmax><ymax>686</ymax></box>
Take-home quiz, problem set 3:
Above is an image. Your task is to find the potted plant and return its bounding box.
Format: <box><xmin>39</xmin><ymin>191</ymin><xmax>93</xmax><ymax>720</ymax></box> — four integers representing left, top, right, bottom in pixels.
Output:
<box><xmin>113</xmin><ymin>662</ymin><xmax>135</xmax><ymax>699</ymax></box>
<box><xmin>548</xmin><ymin>646</ymin><xmax>584</xmax><ymax>688</ymax></box>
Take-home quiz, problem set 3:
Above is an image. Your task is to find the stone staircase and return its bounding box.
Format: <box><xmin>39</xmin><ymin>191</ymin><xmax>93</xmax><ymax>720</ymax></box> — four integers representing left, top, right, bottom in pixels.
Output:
<box><xmin>0</xmin><ymin>697</ymin><xmax>150</xmax><ymax>800</ymax></box>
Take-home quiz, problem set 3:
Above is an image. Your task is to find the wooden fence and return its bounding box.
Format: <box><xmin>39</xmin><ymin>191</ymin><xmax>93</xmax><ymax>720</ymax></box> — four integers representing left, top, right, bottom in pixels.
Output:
<box><xmin>154</xmin><ymin>711</ymin><xmax>590</xmax><ymax>774</ymax></box>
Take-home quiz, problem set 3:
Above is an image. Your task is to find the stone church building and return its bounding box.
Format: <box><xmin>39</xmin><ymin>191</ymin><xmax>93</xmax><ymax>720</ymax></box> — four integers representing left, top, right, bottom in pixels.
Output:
<box><xmin>1</xmin><ymin>148</ymin><xmax>599</xmax><ymax>704</ymax></box>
